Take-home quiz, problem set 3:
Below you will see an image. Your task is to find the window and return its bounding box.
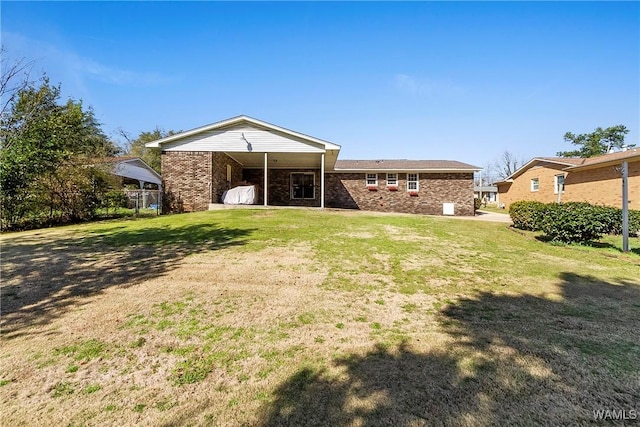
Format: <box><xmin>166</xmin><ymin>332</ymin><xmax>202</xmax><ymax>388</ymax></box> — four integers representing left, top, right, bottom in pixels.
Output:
<box><xmin>366</xmin><ymin>173</ymin><xmax>378</xmax><ymax>186</ymax></box>
<box><xmin>531</xmin><ymin>178</ymin><xmax>539</xmax><ymax>192</ymax></box>
<box><xmin>291</xmin><ymin>173</ymin><xmax>315</xmax><ymax>199</ymax></box>
<box><xmin>407</xmin><ymin>173</ymin><xmax>419</xmax><ymax>191</ymax></box>
<box><xmin>386</xmin><ymin>173</ymin><xmax>398</xmax><ymax>186</ymax></box>
<box><xmin>554</xmin><ymin>175</ymin><xmax>565</xmax><ymax>194</ymax></box>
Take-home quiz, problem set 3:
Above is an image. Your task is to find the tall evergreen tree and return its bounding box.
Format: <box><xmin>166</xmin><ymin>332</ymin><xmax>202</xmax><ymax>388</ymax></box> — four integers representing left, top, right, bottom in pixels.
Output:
<box><xmin>557</xmin><ymin>125</ymin><xmax>631</xmax><ymax>158</ymax></box>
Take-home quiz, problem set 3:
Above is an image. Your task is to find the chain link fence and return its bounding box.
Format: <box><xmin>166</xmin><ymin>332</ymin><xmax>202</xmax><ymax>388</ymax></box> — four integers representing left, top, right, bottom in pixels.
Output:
<box><xmin>123</xmin><ymin>189</ymin><xmax>162</xmax><ymax>215</ymax></box>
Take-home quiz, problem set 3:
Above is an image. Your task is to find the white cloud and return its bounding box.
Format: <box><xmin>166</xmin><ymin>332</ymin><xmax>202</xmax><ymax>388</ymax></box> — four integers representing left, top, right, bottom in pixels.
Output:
<box><xmin>393</xmin><ymin>73</ymin><xmax>465</xmax><ymax>97</ymax></box>
<box><xmin>2</xmin><ymin>31</ymin><xmax>172</xmax><ymax>88</ymax></box>
<box><xmin>77</xmin><ymin>56</ymin><xmax>170</xmax><ymax>87</ymax></box>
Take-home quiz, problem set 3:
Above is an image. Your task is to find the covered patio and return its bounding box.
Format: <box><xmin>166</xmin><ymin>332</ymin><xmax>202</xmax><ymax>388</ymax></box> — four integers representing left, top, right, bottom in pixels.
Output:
<box><xmin>146</xmin><ymin>116</ymin><xmax>341</xmax><ymax>212</ymax></box>
<box><xmin>229</xmin><ymin>151</ymin><xmax>330</xmax><ymax>208</ymax></box>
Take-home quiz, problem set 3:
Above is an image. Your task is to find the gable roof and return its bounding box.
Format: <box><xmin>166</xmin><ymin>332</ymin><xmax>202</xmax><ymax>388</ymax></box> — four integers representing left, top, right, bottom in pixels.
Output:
<box><xmin>533</xmin><ymin>157</ymin><xmax>586</xmax><ymax>166</ymax></box>
<box><xmin>496</xmin><ymin>149</ymin><xmax>640</xmax><ymax>184</ymax></box>
<box><xmin>564</xmin><ymin>148</ymin><xmax>640</xmax><ymax>171</ymax></box>
<box><xmin>145</xmin><ymin>115</ymin><xmax>341</xmax><ymax>152</ymax></box>
<box><xmin>334</xmin><ymin>159</ymin><xmax>480</xmax><ymax>172</ymax></box>
<box><xmin>500</xmin><ymin>157</ymin><xmax>582</xmax><ymax>181</ymax></box>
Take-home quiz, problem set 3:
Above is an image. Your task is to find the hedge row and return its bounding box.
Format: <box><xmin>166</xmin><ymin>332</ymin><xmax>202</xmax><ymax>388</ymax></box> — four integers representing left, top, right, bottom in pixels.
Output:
<box><xmin>509</xmin><ymin>201</ymin><xmax>640</xmax><ymax>244</ymax></box>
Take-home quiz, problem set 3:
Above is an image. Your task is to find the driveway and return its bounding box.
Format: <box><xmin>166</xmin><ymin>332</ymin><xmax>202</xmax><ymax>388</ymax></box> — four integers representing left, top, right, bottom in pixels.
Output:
<box><xmin>465</xmin><ymin>210</ymin><xmax>512</xmax><ymax>223</ymax></box>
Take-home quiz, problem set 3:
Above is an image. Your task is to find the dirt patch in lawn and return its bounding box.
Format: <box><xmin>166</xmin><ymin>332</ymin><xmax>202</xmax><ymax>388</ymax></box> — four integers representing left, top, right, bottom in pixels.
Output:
<box><xmin>3</xmin><ymin>238</ymin><xmax>422</xmax><ymax>426</ymax></box>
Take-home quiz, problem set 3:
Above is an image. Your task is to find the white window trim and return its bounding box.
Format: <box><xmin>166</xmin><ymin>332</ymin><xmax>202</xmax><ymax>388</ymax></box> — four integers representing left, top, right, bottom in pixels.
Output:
<box><xmin>531</xmin><ymin>178</ymin><xmax>539</xmax><ymax>192</ymax></box>
<box><xmin>386</xmin><ymin>173</ymin><xmax>398</xmax><ymax>187</ymax></box>
<box><xmin>407</xmin><ymin>173</ymin><xmax>419</xmax><ymax>191</ymax></box>
<box><xmin>365</xmin><ymin>173</ymin><xmax>378</xmax><ymax>187</ymax></box>
<box><xmin>554</xmin><ymin>174</ymin><xmax>565</xmax><ymax>194</ymax></box>
<box><xmin>290</xmin><ymin>172</ymin><xmax>316</xmax><ymax>200</ymax></box>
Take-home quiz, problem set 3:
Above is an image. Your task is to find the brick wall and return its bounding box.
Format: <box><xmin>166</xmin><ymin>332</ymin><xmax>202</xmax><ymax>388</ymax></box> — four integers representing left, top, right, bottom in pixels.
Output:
<box><xmin>497</xmin><ymin>162</ymin><xmax>566</xmax><ymax>209</ymax></box>
<box><xmin>497</xmin><ymin>160</ymin><xmax>640</xmax><ymax>210</ymax></box>
<box><xmin>211</xmin><ymin>152</ymin><xmax>243</xmax><ymax>204</ymax></box>
<box><xmin>162</xmin><ymin>153</ymin><xmax>475</xmax><ymax>215</ymax></box>
<box><xmin>161</xmin><ymin>151</ymin><xmax>242</xmax><ymax>212</ymax></box>
<box><xmin>564</xmin><ymin>161</ymin><xmax>639</xmax><ymax>209</ymax></box>
<box><xmin>325</xmin><ymin>172</ymin><xmax>475</xmax><ymax>216</ymax></box>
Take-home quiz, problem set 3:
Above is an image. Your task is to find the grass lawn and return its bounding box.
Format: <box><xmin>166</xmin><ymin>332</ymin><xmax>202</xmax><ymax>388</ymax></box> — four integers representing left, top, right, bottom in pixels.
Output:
<box><xmin>1</xmin><ymin>208</ymin><xmax>639</xmax><ymax>426</ymax></box>
<box><xmin>477</xmin><ymin>206</ymin><xmax>508</xmax><ymax>214</ymax></box>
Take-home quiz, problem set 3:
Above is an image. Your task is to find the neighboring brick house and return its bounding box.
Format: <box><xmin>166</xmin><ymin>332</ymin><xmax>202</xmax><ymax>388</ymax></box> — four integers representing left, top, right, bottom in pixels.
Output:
<box><xmin>147</xmin><ymin>115</ymin><xmax>480</xmax><ymax>216</ymax></box>
<box><xmin>495</xmin><ymin>149</ymin><xmax>640</xmax><ymax>210</ymax></box>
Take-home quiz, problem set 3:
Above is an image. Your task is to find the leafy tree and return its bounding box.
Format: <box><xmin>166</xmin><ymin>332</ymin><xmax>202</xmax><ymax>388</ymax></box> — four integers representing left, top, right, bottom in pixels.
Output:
<box><xmin>556</xmin><ymin>125</ymin><xmax>632</xmax><ymax>158</ymax></box>
<box><xmin>120</xmin><ymin>128</ymin><xmax>177</xmax><ymax>173</ymax></box>
<box><xmin>0</xmin><ymin>74</ymin><xmax>119</xmax><ymax>229</ymax></box>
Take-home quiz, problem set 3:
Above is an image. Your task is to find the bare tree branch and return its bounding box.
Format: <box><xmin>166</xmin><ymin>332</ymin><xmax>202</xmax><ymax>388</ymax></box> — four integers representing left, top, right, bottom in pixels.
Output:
<box><xmin>1</xmin><ymin>46</ymin><xmax>35</xmax><ymax>119</ymax></box>
<box><xmin>493</xmin><ymin>150</ymin><xmax>525</xmax><ymax>179</ymax></box>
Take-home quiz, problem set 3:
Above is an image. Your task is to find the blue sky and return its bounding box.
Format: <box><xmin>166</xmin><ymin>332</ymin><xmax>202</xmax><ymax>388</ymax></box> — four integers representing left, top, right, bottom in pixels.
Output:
<box><xmin>2</xmin><ymin>1</ymin><xmax>638</xmax><ymax>171</ymax></box>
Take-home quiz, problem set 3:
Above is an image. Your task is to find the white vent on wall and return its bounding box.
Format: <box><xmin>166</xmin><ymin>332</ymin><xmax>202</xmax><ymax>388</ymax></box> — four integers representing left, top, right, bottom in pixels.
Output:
<box><xmin>443</xmin><ymin>203</ymin><xmax>455</xmax><ymax>215</ymax></box>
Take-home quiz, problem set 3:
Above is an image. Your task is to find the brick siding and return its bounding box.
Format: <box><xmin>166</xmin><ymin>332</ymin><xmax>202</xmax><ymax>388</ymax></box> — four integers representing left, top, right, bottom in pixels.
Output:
<box><xmin>212</xmin><ymin>152</ymin><xmax>243</xmax><ymax>203</ymax></box>
<box><xmin>325</xmin><ymin>172</ymin><xmax>475</xmax><ymax>216</ymax></box>
<box><xmin>161</xmin><ymin>151</ymin><xmax>242</xmax><ymax>212</ymax></box>
<box><xmin>162</xmin><ymin>154</ymin><xmax>475</xmax><ymax>215</ymax></box>
<box><xmin>496</xmin><ymin>162</ymin><xmax>567</xmax><ymax>209</ymax></box>
<box><xmin>563</xmin><ymin>162</ymin><xmax>639</xmax><ymax>209</ymax></box>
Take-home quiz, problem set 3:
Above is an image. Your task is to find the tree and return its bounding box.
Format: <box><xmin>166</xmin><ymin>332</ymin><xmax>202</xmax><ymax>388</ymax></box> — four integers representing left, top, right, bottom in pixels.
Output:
<box><xmin>121</xmin><ymin>127</ymin><xmax>178</xmax><ymax>173</ymax></box>
<box><xmin>1</xmin><ymin>46</ymin><xmax>34</xmax><ymax>120</ymax></box>
<box><xmin>1</xmin><ymin>73</ymin><xmax>119</xmax><ymax>229</ymax></box>
<box><xmin>492</xmin><ymin>150</ymin><xmax>525</xmax><ymax>180</ymax></box>
<box><xmin>556</xmin><ymin>125</ymin><xmax>632</xmax><ymax>158</ymax></box>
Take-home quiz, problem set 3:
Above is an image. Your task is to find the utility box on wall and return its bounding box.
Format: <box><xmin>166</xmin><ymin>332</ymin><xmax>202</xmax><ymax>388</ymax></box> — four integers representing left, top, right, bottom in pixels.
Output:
<box><xmin>443</xmin><ymin>203</ymin><xmax>455</xmax><ymax>215</ymax></box>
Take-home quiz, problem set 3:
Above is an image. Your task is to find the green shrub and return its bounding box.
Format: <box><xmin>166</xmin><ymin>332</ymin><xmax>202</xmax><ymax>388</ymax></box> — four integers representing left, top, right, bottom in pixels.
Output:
<box><xmin>474</xmin><ymin>198</ymin><xmax>482</xmax><ymax>212</ymax></box>
<box><xmin>102</xmin><ymin>190</ymin><xmax>128</xmax><ymax>210</ymax></box>
<box><xmin>631</xmin><ymin>210</ymin><xmax>640</xmax><ymax>236</ymax></box>
<box><xmin>596</xmin><ymin>206</ymin><xmax>640</xmax><ymax>236</ymax></box>
<box><xmin>511</xmin><ymin>200</ymin><xmax>639</xmax><ymax>241</ymax></box>
<box><xmin>596</xmin><ymin>206</ymin><xmax>621</xmax><ymax>235</ymax></box>
<box><xmin>509</xmin><ymin>201</ymin><xmax>546</xmax><ymax>231</ymax></box>
<box><xmin>539</xmin><ymin>202</ymin><xmax>609</xmax><ymax>244</ymax></box>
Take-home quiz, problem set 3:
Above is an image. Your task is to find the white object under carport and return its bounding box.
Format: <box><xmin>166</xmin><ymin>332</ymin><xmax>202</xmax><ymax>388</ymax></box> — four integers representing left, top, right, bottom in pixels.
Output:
<box><xmin>222</xmin><ymin>185</ymin><xmax>257</xmax><ymax>205</ymax></box>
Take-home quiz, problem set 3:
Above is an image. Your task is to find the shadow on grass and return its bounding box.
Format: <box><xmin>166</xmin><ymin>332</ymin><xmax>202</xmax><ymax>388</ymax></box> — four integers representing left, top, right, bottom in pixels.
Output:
<box><xmin>254</xmin><ymin>273</ymin><xmax>640</xmax><ymax>426</ymax></box>
<box><xmin>533</xmin><ymin>234</ymin><xmax>640</xmax><ymax>255</ymax></box>
<box><xmin>1</xmin><ymin>221</ymin><xmax>253</xmax><ymax>340</ymax></box>
<box><xmin>586</xmin><ymin>241</ymin><xmax>640</xmax><ymax>256</ymax></box>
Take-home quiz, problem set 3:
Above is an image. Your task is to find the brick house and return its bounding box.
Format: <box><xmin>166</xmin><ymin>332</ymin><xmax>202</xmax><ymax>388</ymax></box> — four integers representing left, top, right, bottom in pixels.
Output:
<box><xmin>495</xmin><ymin>149</ymin><xmax>640</xmax><ymax>210</ymax></box>
<box><xmin>146</xmin><ymin>115</ymin><xmax>480</xmax><ymax>216</ymax></box>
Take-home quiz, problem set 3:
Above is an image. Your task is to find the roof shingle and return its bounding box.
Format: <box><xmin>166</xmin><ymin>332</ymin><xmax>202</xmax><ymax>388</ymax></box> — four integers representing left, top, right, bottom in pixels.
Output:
<box><xmin>334</xmin><ymin>159</ymin><xmax>480</xmax><ymax>171</ymax></box>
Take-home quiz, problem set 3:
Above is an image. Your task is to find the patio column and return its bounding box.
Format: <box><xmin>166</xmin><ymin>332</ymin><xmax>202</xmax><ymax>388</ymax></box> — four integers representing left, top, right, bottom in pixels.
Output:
<box><xmin>264</xmin><ymin>152</ymin><xmax>268</xmax><ymax>206</ymax></box>
<box><xmin>320</xmin><ymin>153</ymin><xmax>325</xmax><ymax>208</ymax></box>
